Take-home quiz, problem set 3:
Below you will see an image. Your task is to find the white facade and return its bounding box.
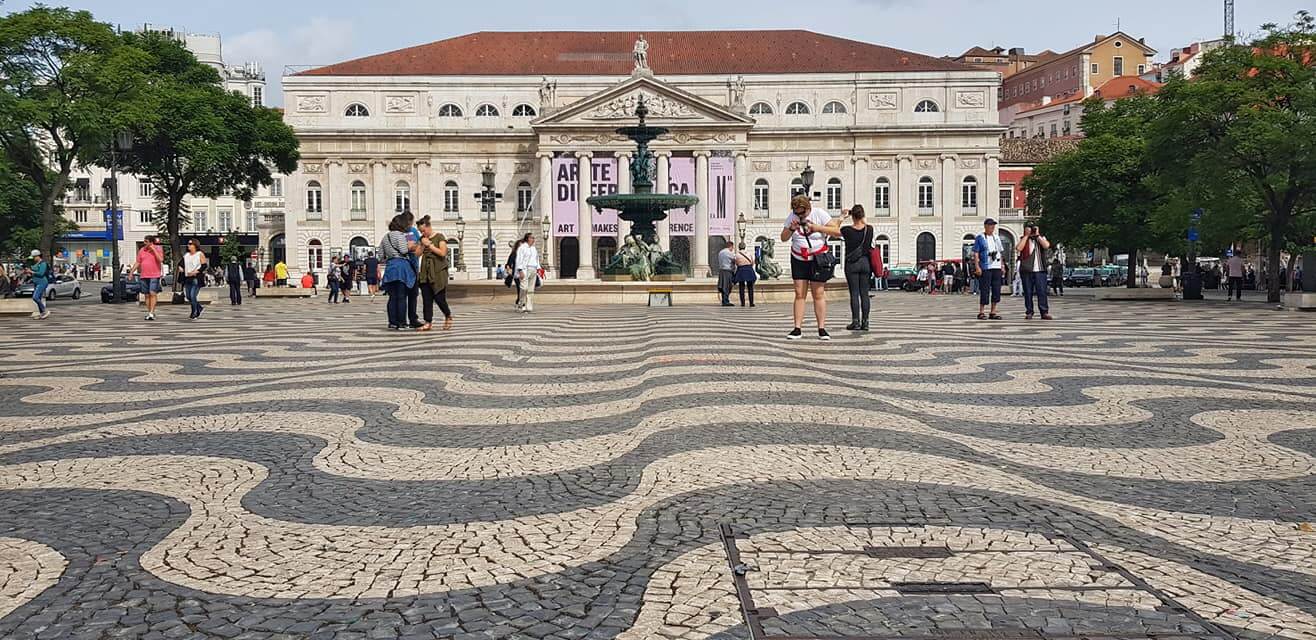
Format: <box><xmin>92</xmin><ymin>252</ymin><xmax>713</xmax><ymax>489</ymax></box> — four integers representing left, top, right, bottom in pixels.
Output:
<box><xmin>59</xmin><ymin>26</ymin><xmax>280</xmax><ymax>268</ymax></box>
<box><xmin>281</xmin><ymin>44</ymin><xmax>1013</xmax><ymax>280</ymax></box>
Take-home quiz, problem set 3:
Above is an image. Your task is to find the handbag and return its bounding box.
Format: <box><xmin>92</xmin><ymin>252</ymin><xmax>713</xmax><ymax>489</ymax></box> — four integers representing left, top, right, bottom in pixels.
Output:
<box><xmin>803</xmin><ymin>231</ymin><xmax>835</xmax><ymax>282</ymax></box>
<box><xmin>865</xmin><ymin>227</ymin><xmax>886</xmax><ymax>277</ymax></box>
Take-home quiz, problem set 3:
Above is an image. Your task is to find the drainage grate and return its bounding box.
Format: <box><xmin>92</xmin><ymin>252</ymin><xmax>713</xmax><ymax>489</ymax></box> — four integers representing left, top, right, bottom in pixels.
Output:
<box><xmin>891</xmin><ymin>581</ymin><xmax>995</xmax><ymax>595</ymax></box>
<box><xmin>718</xmin><ymin>523</ymin><xmax>1239</xmax><ymax>640</ymax></box>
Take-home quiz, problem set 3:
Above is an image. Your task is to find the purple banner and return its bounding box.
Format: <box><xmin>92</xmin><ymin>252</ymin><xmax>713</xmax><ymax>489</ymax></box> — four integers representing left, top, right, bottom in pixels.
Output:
<box><xmin>708</xmin><ymin>157</ymin><xmax>735</xmax><ymax>237</ymax></box>
<box><xmin>667</xmin><ymin>157</ymin><xmax>695</xmax><ymax>236</ymax></box>
<box><xmin>552</xmin><ymin>157</ymin><xmax>619</xmax><ymax>238</ymax></box>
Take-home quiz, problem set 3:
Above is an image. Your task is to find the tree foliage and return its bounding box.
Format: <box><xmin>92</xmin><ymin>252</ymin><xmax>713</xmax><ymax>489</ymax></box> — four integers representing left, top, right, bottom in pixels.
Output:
<box><xmin>0</xmin><ymin>7</ymin><xmax>148</xmax><ymax>258</ymax></box>
<box><xmin>1150</xmin><ymin>11</ymin><xmax>1316</xmax><ymax>301</ymax></box>
<box><xmin>106</xmin><ymin>31</ymin><xmax>300</xmax><ymax>282</ymax></box>
<box><xmin>1024</xmin><ymin>95</ymin><xmax>1172</xmax><ymax>286</ymax></box>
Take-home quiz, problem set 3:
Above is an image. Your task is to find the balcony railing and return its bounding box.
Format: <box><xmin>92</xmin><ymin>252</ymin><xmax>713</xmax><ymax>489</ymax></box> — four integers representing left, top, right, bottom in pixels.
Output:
<box><xmin>999</xmin><ymin>208</ymin><xmax>1025</xmax><ymax>219</ymax></box>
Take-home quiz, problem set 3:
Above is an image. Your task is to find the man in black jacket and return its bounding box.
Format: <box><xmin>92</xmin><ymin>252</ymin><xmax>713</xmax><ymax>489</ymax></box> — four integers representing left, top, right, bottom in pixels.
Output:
<box><xmin>243</xmin><ymin>262</ymin><xmax>258</xmax><ymax>296</ymax></box>
<box><xmin>225</xmin><ymin>259</ymin><xmax>243</xmax><ymax>306</ymax></box>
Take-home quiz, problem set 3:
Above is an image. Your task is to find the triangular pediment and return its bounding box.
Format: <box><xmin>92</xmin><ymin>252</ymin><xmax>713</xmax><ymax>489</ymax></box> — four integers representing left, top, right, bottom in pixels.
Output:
<box><xmin>532</xmin><ymin>75</ymin><xmax>754</xmax><ymax>129</ymax></box>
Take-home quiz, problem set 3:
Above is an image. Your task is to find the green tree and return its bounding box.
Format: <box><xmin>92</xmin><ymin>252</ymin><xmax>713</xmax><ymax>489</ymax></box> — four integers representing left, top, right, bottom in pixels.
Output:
<box><xmin>1024</xmin><ymin>94</ymin><xmax>1175</xmax><ymax>286</ymax></box>
<box><xmin>106</xmin><ymin>31</ymin><xmax>299</xmax><ymax>283</ymax></box>
<box><xmin>220</xmin><ymin>229</ymin><xmax>245</xmax><ymax>265</ymax></box>
<box><xmin>1150</xmin><ymin>11</ymin><xmax>1316</xmax><ymax>302</ymax></box>
<box><xmin>0</xmin><ymin>154</ymin><xmax>46</xmax><ymax>259</ymax></box>
<box><xmin>0</xmin><ymin>7</ymin><xmax>148</xmax><ymax>258</ymax></box>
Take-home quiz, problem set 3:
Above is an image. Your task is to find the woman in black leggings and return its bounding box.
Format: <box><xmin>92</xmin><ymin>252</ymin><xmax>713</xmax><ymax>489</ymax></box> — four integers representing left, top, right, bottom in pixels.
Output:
<box><xmin>840</xmin><ymin>205</ymin><xmax>874</xmax><ymax>331</ymax></box>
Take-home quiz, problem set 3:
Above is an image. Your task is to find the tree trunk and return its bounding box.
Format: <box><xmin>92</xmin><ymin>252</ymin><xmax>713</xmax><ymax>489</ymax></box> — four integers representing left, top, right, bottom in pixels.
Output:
<box><xmin>1267</xmin><ymin>227</ymin><xmax>1284</xmax><ymax>303</ymax></box>
<box><xmin>1126</xmin><ymin>247</ymin><xmax>1139</xmax><ymax>288</ymax></box>
<box><xmin>38</xmin><ymin>174</ymin><xmax>68</xmax><ymax>259</ymax></box>
<box><xmin>168</xmin><ymin>193</ymin><xmax>184</xmax><ymax>295</ymax></box>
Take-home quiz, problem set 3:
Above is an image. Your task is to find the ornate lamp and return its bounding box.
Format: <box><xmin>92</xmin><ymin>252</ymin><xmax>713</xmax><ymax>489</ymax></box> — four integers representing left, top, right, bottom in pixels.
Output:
<box><xmin>800</xmin><ymin>165</ymin><xmax>815</xmax><ymax>197</ymax></box>
<box><xmin>455</xmin><ymin>218</ymin><xmax>467</xmax><ymax>272</ymax></box>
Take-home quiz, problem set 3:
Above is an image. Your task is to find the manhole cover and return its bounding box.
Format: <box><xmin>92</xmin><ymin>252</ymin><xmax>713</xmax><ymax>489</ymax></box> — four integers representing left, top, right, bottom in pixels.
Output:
<box><xmin>718</xmin><ymin>523</ymin><xmax>1237</xmax><ymax>640</ymax></box>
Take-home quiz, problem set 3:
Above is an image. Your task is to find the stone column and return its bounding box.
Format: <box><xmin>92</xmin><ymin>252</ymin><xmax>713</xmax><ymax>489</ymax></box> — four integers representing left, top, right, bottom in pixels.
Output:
<box><xmin>852</xmin><ymin>156</ymin><xmax>870</xmax><ymax>213</ymax></box>
<box><xmin>615</xmin><ymin>151</ymin><xmax>632</xmax><ymax>241</ymax></box>
<box><xmin>940</xmin><ymin>154</ymin><xmax>957</xmax><ymax>260</ymax></box>
<box><xmin>537</xmin><ymin>152</ymin><xmax>553</xmax><ymax>275</ymax></box>
<box><xmin>575</xmin><ymin>151</ymin><xmax>595</xmax><ymax>279</ymax></box>
<box><xmin>896</xmin><ymin>155</ymin><xmax>913</xmax><ymax>265</ymax></box>
<box><xmin>414</xmin><ymin>159</ymin><xmax>430</xmax><ymax>220</ymax></box>
<box><xmin>655</xmin><ymin>151</ymin><xmax>671</xmax><ymax>250</ymax></box>
<box><xmin>371</xmin><ymin>160</ymin><xmax>389</xmax><ymax>248</ymax></box>
<box><xmin>694</xmin><ymin>151</ymin><xmax>710</xmax><ymax>277</ymax></box>
<box><xmin>984</xmin><ymin>154</ymin><xmax>1000</xmax><ymax>222</ymax></box>
<box><xmin>325</xmin><ymin>160</ymin><xmax>345</xmax><ymax>268</ymax></box>
<box><xmin>733</xmin><ymin>151</ymin><xmax>748</xmax><ymax>246</ymax></box>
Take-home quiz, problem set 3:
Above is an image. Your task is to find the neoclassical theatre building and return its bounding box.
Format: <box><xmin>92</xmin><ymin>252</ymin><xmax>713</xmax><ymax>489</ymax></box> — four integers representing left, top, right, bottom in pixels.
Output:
<box><xmin>281</xmin><ymin>30</ymin><xmax>1014</xmax><ymax>279</ymax></box>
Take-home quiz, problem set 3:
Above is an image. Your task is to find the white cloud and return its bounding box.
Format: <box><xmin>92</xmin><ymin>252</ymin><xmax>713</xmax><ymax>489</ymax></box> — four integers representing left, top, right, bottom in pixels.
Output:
<box><xmin>226</xmin><ymin>17</ymin><xmax>356</xmax><ymax>106</ymax></box>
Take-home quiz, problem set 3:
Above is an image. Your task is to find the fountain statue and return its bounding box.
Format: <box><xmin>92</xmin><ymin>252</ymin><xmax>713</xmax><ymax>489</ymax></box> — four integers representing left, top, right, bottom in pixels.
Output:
<box><xmin>588</xmin><ymin>96</ymin><xmax>698</xmax><ymax>280</ymax></box>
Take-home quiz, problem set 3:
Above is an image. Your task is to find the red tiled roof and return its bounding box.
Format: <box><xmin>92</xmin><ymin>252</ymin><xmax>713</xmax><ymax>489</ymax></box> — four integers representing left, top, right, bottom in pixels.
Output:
<box><xmin>298</xmin><ymin>30</ymin><xmax>973</xmax><ymax>76</ymax></box>
<box><xmin>1092</xmin><ymin>75</ymin><xmax>1162</xmax><ymax>99</ymax></box>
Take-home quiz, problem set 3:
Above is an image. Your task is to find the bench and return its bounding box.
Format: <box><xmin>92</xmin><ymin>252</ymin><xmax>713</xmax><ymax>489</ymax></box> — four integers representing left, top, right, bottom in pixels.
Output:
<box><xmin>0</xmin><ymin>298</ymin><xmax>39</xmax><ymax>315</ymax></box>
<box><xmin>252</xmin><ymin>287</ymin><xmax>315</xmax><ymax>298</ymax></box>
<box><xmin>1284</xmin><ymin>292</ymin><xmax>1316</xmax><ymax>311</ymax></box>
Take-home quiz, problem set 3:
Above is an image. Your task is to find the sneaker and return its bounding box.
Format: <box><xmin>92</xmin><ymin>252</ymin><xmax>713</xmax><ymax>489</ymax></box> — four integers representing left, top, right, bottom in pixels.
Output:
<box><xmin>845</xmin><ymin>322</ymin><xmax>859</xmax><ymax>331</ymax></box>
<box><xmin>38</xmin><ymin>311</ymin><xmax>50</xmax><ymax>320</ymax></box>
<box><xmin>145</xmin><ymin>312</ymin><xmax>152</xmax><ymax>321</ymax></box>
<box><xmin>1041</xmin><ymin>314</ymin><xmax>1053</xmax><ymax>320</ymax></box>
<box><xmin>786</xmin><ymin>328</ymin><xmax>803</xmax><ymax>340</ymax></box>
<box><xmin>818</xmin><ymin>328</ymin><xmax>831</xmax><ymax>341</ymax></box>
<box><xmin>147</xmin><ymin>313</ymin><xmax>155</xmax><ymax>321</ymax></box>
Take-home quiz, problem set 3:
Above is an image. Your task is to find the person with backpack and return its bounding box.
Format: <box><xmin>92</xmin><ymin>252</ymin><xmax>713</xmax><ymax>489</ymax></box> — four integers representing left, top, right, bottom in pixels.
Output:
<box><xmin>839</xmin><ymin>205</ymin><xmax>874</xmax><ymax>331</ymax></box>
<box><xmin>243</xmin><ymin>261</ymin><xmax>258</xmax><ymax>297</ymax></box>
<box><xmin>182</xmin><ymin>239</ymin><xmax>208</xmax><ymax>320</ymax></box>
<box><xmin>733</xmin><ymin>243</ymin><xmax>758</xmax><ymax>307</ymax></box>
<box><xmin>326</xmin><ymin>256</ymin><xmax>342</xmax><ymax>304</ymax></box>
<box><xmin>781</xmin><ymin>193</ymin><xmax>839</xmax><ymax>340</ymax></box>
<box><xmin>507</xmin><ymin>234</ymin><xmax>529</xmax><ymax>310</ymax></box>
<box><xmin>225</xmin><ymin>258</ymin><xmax>243</xmax><ymax>305</ymax></box>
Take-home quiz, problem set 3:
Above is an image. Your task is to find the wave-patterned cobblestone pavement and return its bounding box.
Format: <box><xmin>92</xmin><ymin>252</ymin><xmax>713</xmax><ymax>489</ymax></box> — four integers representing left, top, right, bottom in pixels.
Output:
<box><xmin>0</xmin><ymin>296</ymin><xmax>1313</xmax><ymax>639</ymax></box>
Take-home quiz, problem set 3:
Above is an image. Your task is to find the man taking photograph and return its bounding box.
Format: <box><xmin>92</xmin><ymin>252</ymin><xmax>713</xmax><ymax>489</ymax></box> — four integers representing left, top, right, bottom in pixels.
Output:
<box><xmin>1017</xmin><ymin>222</ymin><xmax>1053</xmax><ymax>320</ymax></box>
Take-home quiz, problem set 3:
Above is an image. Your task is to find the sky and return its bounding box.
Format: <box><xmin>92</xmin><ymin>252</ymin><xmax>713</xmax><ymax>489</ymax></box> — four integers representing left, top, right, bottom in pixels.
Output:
<box><xmin>8</xmin><ymin>0</ymin><xmax>1308</xmax><ymax>105</ymax></box>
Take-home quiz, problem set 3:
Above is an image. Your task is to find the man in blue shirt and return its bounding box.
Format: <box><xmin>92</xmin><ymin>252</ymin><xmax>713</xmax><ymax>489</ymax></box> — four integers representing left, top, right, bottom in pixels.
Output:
<box><xmin>971</xmin><ymin>219</ymin><xmax>1005</xmax><ymax>320</ymax></box>
<box><xmin>23</xmin><ymin>250</ymin><xmax>51</xmax><ymax>319</ymax></box>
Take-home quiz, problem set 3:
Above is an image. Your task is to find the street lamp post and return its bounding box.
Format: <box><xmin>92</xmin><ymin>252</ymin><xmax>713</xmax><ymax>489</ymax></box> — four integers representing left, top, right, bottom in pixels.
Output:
<box><xmin>541</xmin><ymin>214</ymin><xmax>552</xmax><ymax>273</ymax></box>
<box><xmin>736</xmin><ymin>211</ymin><xmax>747</xmax><ymax>249</ymax></box>
<box><xmin>800</xmin><ymin>165</ymin><xmax>815</xmax><ymax>201</ymax></box>
<box><xmin>455</xmin><ymin>218</ymin><xmax>467</xmax><ymax>272</ymax></box>
<box><xmin>107</xmin><ymin>132</ymin><xmax>132</xmax><ymax>303</ymax></box>
<box><xmin>475</xmin><ymin>165</ymin><xmax>503</xmax><ymax>280</ymax></box>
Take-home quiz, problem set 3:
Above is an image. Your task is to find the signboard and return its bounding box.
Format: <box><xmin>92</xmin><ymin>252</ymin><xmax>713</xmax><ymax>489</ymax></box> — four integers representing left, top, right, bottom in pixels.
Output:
<box><xmin>551</xmin><ymin>157</ymin><xmax>619</xmax><ymax>237</ymax></box>
<box><xmin>667</xmin><ymin>157</ymin><xmax>695</xmax><ymax>236</ymax></box>
<box><xmin>708</xmin><ymin>157</ymin><xmax>735</xmax><ymax>237</ymax></box>
<box><xmin>1187</xmin><ymin>228</ymin><xmax>1199</xmax><ymax>242</ymax></box>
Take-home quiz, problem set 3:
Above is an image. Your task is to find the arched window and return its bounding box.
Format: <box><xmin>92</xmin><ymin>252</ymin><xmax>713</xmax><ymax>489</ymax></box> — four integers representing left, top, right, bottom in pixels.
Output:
<box><xmin>305</xmin><ymin>181</ymin><xmax>323</xmax><ymax>216</ymax></box>
<box><xmin>394</xmin><ymin>181</ymin><xmax>411</xmax><ymax>213</ymax></box>
<box><xmin>916</xmin><ymin>232</ymin><xmax>936</xmax><ymax>265</ymax></box>
<box><xmin>350</xmin><ymin>181</ymin><xmax>367</xmax><ymax>220</ymax></box>
<box><xmin>961</xmin><ymin>176</ymin><xmax>978</xmax><ymax>212</ymax></box>
<box><xmin>443</xmin><ymin>180</ymin><xmax>459</xmax><ymax>215</ymax></box>
<box><xmin>438</xmin><ymin>103</ymin><xmax>463</xmax><ymax>117</ymax></box>
<box><xmin>785</xmin><ymin>101</ymin><xmax>811</xmax><ymax>115</ymax></box>
<box><xmin>874</xmin><ymin>177</ymin><xmax>891</xmax><ymax>213</ymax></box>
<box><xmin>874</xmin><ymin>234</ymin><xmax>891</xmax><ymax>266</ymax></box>
<box><xmin>349</xmin><ymin>236</ymin><xmax>370</xmax><ymax>260</ymax></box>
<box><xmin>516</xmin><ymin>181</ymin><xmax>533</xmax><ymax>215</ymax></box>
<box><xmin>822</xmin><ymin>101</ymin><xmax>847</xmax><ymax>114</ymax></box>
<box><xmin>475</xmin><ymin>103</ymin><xmax>499</xmax><ymax>117</ymax></box>
<box><xmin>914</xmin><ymin>99</ymin><xmax>940</xmax><ymax>113</ymax></box>
<box><xmin>344</xmin><ymin>103</ymin><xmax>369</xmax><ymax>117</ymax></box>
<box><xmin>749</xmin><ymin>102</ymin><xmax>773</xmax><ymax>115</ymax></box>
<box><xmin>962</xmin><ymin>234</ymin><xmax>977</xmax><ymax>261</ymax></box>
<box><xmin>752</xmin><ymin>178</ymin><xmax>769</xmax><ymax>214</ymax></box>
<box><xmin>917</xmin><ymin>177</ymin><xmax>935</xmax><ymax>213</ymax></box>
<box><xmin>825</xmin><ymin>177</ymin><xmax>842</xmax><ymax>211</ymax></box>
<box><xmin>790</xmin><ymin>177</ymin><xmax>805</xmax><ymax>198</ymax></box>
<box><xmin>512</xmin><ymin>104</ymin><xmax>537</xmax><ymax>117</ymax></box>
<box><xmin>307</xmin><ymin>239</ymin><xmax>324</xmax><ymax>271</ymax></box>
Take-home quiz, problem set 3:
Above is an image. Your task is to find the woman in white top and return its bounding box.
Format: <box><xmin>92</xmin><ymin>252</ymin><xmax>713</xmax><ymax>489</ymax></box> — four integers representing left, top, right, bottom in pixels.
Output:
<box><xmin>515</xmin><ymin>234</ymin><xmax>541</xmax><ymax>313</ymax></box>
<box><xmin>780</xmin><ymin>193</ymin><xmax>840</xmax><ymax>340</ymax></box>
<box><xmin>182</xmin><ymin>238</ymin><xmax>208</xmax><ymax>320</ymax></box>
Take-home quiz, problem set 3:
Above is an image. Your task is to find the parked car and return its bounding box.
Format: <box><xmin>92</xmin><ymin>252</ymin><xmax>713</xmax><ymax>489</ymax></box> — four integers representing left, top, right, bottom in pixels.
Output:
<box><xmin>1097</xmin><ymin>265</ymin><xmax>1126</xmax><ymax>287</ymax></box>
<box><xmin>17</xmin><ymin>274</ymin><xmax>81</xmax><ymax>300</ymax></box>
<box><xmin>883</xmin><ymin>267</ymin><xmax>918</xmax><ymax>291</ymax></box>
<box><xmin>1065</xmin><ymin>267</ymin><xmax>1098</xmax><ymax>287</ymax></box>
<box><xmin>100</xmin><ymin>274</ymin><xmax>174</xmax><ymax>303</ymax></box>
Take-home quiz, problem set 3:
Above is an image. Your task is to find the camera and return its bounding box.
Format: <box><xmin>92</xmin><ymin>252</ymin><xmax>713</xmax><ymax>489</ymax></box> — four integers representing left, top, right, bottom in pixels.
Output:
<box><xmin>988</xmin><ymin>251</ymin><xmax>1000</xmax><ymax>260</ymax></box>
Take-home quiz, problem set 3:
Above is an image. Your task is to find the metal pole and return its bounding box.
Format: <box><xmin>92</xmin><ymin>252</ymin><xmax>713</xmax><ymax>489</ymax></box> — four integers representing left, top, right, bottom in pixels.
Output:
<box><xmin>109</xmin><ymin>141</ymin><xmax>123</xmax><ymax>303</ymax></box>
<box><xmin>485</xmin><ymin>188</ymin><xmax>493</xmax><ymax>280</ymax></box>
